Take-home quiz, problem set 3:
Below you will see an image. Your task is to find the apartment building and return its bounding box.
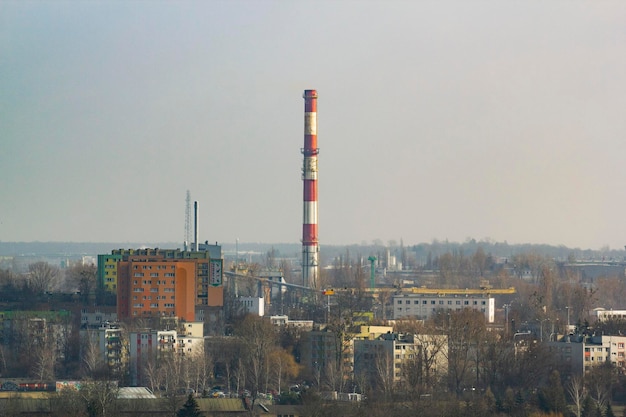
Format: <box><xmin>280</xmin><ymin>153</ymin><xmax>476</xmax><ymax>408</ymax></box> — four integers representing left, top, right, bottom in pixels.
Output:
<box><xmin>300</xmin><ymin>325</ymin><xmax>396</xmax><ymax>383</ymax></box>
<box><xmin>128</xmin><ymin>321</ymin><xmax>205</xmax><ymax>386</ymax></box>
<box><xmin>99</xmin><ymin>247</ymin><xmax>224</xmax><ymax>308</ymax></box>
<box><xmin>117</xmin><ymin>258</ymin><xmax>197</xmax><ymax>321</ymax></box>
<box><xmin>546</xmin><ymin>334</ymin><xmax>626</xmax><ymax>375</ymax></box>
<box><xmin>353</xmin><ymin>332</ymin><xmax>448</xmax><ymax>389</ymax></box>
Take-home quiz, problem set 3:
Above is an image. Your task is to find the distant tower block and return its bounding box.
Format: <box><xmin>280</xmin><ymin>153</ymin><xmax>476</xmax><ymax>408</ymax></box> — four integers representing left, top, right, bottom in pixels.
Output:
<box><xmin>302</xmin><ymin>89</ymin><xmax>319</xmax><ymax>288</ymax></box>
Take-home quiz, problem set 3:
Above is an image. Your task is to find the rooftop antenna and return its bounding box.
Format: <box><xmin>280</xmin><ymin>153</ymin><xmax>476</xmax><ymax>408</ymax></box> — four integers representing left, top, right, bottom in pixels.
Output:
<box><xmin>184</xmin><ymin>190</ymin><xmax>191</xmax><ymax>251</ymax></box>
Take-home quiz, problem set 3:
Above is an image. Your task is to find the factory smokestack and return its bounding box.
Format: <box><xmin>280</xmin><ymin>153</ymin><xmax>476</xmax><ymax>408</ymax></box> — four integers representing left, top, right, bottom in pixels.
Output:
<box><xmin>302</xmin><ymin>89</ymin><xmax>319</xmax><ymax>288</ymax></box>
<box><xmin>194</xmin><ymin>201</ymin><xmax>199</xmax><ymax>252</ymax></box>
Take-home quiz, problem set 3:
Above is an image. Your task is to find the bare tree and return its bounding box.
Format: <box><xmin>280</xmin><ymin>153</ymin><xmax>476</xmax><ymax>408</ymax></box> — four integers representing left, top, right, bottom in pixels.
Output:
<box><xmin>374</xmin><ymin>346</ymin><xmax>395</xmax><ymax>401</ymax></box>
<box><xmin>65</xmin><ymin>263</ymin><xmax>97</xmax><ymax>304</ymax></box>
<box><xmin>81</xmin><ymin>330</ymin><xmax>106</xmax><ymax>378</ymax></box>
<box><xmin>234</xmin><ymin>315</ymin><xmax>277</xmax><ymax>403</ymax></box>
<box><xmin>586</xmin><ymin>363</ymin><xmax>615</xmax><ymax>412</ymax></box>
<box><xmin>28</xmin><ymin>261</ymin><xmax>60</xmax><ymax>293</ymax></box>
<box><xmin>445</xmin><ymin>309</ymin><xmax>487</xmax><ymax>394</ymax></box>
<box><xmin>269</xmin><ymin>348</ymin><xmax>301</xmax><ymax>395</ymax></box>
<box><xmin>80</xmin><ymin>380</ymin><xmax>119</xmax><ymax>417</ymax></box>
<box><xmin>32</xmin><ymin>342</ymin><xmax>58</xmax><ymax>381</ymax></box>
<box><xmin>50</xmin><ymin>387</ymin><xmax>86</xmax><ymax>417</ymax></box>
<box><xmin>567</xmin><ymin>374</ymin><xmax>585</xmax><ymax>417</ymax></box>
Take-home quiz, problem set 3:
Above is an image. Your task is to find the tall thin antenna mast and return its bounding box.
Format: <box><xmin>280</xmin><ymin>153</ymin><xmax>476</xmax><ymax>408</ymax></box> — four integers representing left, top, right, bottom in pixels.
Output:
<box><xmin>184</xmin><ymin>190</ymin><xmax>191</xmax><ymax>250</ymax></box>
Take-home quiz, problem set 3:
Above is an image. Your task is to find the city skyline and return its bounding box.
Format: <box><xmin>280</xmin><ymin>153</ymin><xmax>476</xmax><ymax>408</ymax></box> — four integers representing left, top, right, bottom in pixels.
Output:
<box><xmin>2</xmin><ymin>1</ymin><xmax>626</xmax><ymax>250</ymax></box>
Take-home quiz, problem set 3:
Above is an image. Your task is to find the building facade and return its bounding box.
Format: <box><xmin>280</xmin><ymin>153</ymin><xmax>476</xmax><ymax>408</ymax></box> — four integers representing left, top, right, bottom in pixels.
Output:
<box><xmin>353</xmin><ymin>332</ymin><xmax>448</xmax><ymax>389</ymax></box>
<box><xmin>117</xmin><ymin>258</ymin><xmax>197</xmax><ymax>321</ymax></box>
<box><xmin>128</xmin><ymin>321</ymin><xmax>205</xmax><ymax>386</ymax></box>
<box><xmin>392</xmin><ymin>294</ymin><xmax>495</xmax><ymax>323</ymax></box>
<box><xmin>99</xmin><ymin>247</ymin><xmax>224</xmax><ymax>308</ymax></box>
<box><xmin>547</xmin><ymin>334</ymin><xmax>626</xmax><ymax>375</ymax></box>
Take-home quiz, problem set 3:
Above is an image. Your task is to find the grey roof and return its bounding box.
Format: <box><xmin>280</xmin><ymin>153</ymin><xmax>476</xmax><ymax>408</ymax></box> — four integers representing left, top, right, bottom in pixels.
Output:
<box><xmin>118</xmin><ymin>387</ymin><xmax>157</xmax><ymax>399</ymax></box>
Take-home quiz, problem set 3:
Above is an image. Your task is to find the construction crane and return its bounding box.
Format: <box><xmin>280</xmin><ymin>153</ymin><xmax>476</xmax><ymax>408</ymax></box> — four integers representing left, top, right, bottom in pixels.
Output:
<box><xmin>405</xmin><ymin>287</ymin><xmax>516</xmax><ymax>296</ymax></box>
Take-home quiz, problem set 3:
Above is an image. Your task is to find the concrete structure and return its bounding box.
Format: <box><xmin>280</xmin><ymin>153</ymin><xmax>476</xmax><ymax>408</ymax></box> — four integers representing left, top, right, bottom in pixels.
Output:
<box><xmin>129</xmin><ymin>328</ymin><xmax>177</xmax><ymax>385</ymax></box>
<box><xmin>108</xmin><ymin>247</ymin><xmax>224</xmax><ymax>325</ymax></box>
<box><xmin>80</xmin><ymin>323</ymin><xmax>126</xmax><ymax>376</ymax></box>
<box><xmin>270</xmin><ymin>315</ymin><xmax>314</xmax><ymax>331</ymax></box>
<box><xmin>100</xmin><ymin>247</ymin><xmax>223</xmax><ymax>307</ymax></box>
<box><xmin>97</xmin><ymin>253</ymin><xmax>122</xmax><ymax>292</ymax></box>
<box><xmin>302</xmin><ymin>89</ymin><xmax>319</xmax><ymax>289</ymax></box>
<box><xmin>591</xmin><ymin>308</ymin><xmax>626</xmax><ymax>322</ymax></box>
<box><xmin>300</xmin><ymin>325</ymin><xmax>395</xmax><ymax>383</ymax></box>
<box><xmin>177</xmin><ymin>321</ymin><xmax>204</xmax><ymax>357</ymax></box>
<box><xmin>80</xmin><ymin>307</ymin><xmax>117</xmax><ymax>328</ymax></box>
<box><xmin>128</xmin><ymin>321</ymin><xmax>205</xmax><ymax>386</ymax></box>
<box><xmin>237</xmin><ymin>296</ymin><xmax>264</xmax><ymax>316</ymax></box>
<box><xmin>354</xmin><ymin>332</ymin><xmax>448</xmax><ymax>388</ymax></box>
<box><xmin>547</xmin><ymin>334</ymin><xmax>626</xmax><ymax>375</ymax></box>
<box><xmin>392</xmin><ymin>293</ymin><xmax>495</xmax><ymax>323</ymax></box>
<box><xmin>117</xmin><ymin>258</ymin><xmax>197</xmax><ymax>321</ymax></box>
<box><xmin>0</xmin><ymin>311</ymin><xmax>72</xmax><ymax>361</ymax></box>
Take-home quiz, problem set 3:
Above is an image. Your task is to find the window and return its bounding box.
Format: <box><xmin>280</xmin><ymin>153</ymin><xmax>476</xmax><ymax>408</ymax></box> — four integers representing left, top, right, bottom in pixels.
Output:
<box><xmin>422</xmin><ymin>300</ymin><xmax>427</xmax><ymax>305</ymax></box>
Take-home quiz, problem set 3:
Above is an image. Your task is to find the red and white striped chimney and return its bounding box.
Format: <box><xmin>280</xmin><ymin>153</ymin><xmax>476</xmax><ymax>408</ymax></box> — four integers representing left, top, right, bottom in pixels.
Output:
<box><xmin>302</xmin><ymin>89</ymin><xmax>319</xmax><ymax>288</ymax></box>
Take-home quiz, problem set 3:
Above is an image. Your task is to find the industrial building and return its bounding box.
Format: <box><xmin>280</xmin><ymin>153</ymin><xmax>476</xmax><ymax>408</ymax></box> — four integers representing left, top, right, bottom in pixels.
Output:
<box><xmin>392</xmin><ymin>293</ymin><xmax>495</xmax><ymax>323</ymax></box>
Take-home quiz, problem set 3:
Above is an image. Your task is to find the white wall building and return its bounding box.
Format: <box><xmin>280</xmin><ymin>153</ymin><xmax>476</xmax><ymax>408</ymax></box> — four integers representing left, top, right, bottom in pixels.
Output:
<box><xmin>238</xmin><ymin>296</ymin><xmax>264</xmax><ymax>316</ymax></box>
<box><xmin>354</xmin><ymin>332</ymin><xmax>448</xmax><ymax>387</ymax></box>
<box><xmin>591</xmin><ymin>308</ymin><xmax>626</xmax><ymax>322</ymax></box>
<box><xmin>270</xmin><ymin>315</ymin><xmax>314</xmax><ymax>330</ymax></box>
<box><xmin>392</xmin><ymin>294</ymin><xmax>495</xmax><ymax>323</ymax></box>
<box><xmin>128</xmin><ymin>322</ymin><xmax>205</xmax><ymax>385</ymax></box>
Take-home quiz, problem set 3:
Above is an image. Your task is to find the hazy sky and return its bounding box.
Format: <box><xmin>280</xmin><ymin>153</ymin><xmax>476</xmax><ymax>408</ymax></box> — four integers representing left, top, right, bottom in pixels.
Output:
<box><xmin>2</xmin><ymin>1</ymin><xmax>626</xmax><ymax>250</ymax></box>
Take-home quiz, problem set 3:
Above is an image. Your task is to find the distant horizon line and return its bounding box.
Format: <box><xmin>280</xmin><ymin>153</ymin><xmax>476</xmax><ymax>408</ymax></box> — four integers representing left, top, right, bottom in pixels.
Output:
<box><xmin>0</xmin><ymin>240</ymin><xmax>623</xmax><ymax>252</ymax></box>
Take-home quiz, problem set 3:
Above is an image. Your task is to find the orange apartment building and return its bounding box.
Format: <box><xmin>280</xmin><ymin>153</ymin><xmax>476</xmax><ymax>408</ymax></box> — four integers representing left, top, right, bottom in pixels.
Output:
<box><xmin>117</xmin><ymin>257</ymin><xmax>198</xmax><ymax>321</ymax></box>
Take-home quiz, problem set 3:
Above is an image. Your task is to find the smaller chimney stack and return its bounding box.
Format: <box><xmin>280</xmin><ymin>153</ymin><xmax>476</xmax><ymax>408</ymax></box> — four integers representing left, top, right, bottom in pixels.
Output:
<box><xmin>194</xmin><ymin>201</ymin><xmax>199</xmax><ymax>251</ymax></box>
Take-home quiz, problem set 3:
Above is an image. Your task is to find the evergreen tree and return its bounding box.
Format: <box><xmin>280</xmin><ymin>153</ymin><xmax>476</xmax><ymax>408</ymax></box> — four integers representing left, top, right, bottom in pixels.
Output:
<box><xmin>581</xmin><ymin>395</ymin><xmax>595</xmax><ymax>417</ymax></box>
<box><xmin>538</xmin><ymin>370</ymin><xmax>567</xmax><ymax>414</ymax></box>
<box><xmin>177</xmin><ymin>394</ymin><xmax>203</xmax><ymax>417</ymax></box>
<box><xmin>605</xmin><ymin>402</ymin><xmax>616</xmax><ymax>417</ymax></box>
